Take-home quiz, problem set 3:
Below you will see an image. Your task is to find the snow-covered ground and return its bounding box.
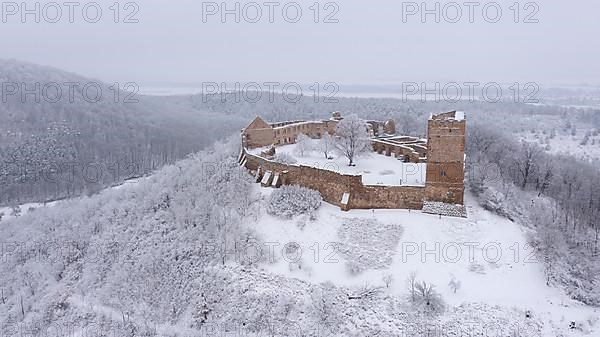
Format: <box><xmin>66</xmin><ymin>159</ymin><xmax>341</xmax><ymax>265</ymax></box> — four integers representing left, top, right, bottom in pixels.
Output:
<box><xmin>0</xmin><ymin>178</ymin><xmax>143</xmax><ymax>225</ymax></box>
<box><xmin>3</xmin><ymin>166</ymin><xmax>598</xmax><ymax>335</ymax></box>
<box><xmin>520</xmin><ymin>130</ymin><xmax>600</xmax><ymax>163</ymax></box>
<box><xmin>251</xmin><ymin>142</ymin><xmax>427</xmax><ymax>186</ymax></box>
<box><xmin>252</xmin><ymin>185</ymin><xmax>599</xmax><ymax>336</ymax></box>
<box><xmin>0</xmin><ymin>201</ymin><xmax>60</xmax><ymax>224</ymax></box>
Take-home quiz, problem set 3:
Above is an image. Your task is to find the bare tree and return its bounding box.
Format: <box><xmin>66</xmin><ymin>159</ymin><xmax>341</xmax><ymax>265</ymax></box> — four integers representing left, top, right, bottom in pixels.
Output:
<box><xmin>448</xmin><ymin>276</ymin><xmax>461</xmax><ymax>294</ymax></box>
<box><xmin>348</xmin><ymin>283</ymin><xmax>383</xmax><ymax>299</ymax></box>
<box><xmin>536</xmin><ymin>161</ymin><xmax>554</xmax><ymax>197</ymax></box>
<box><xmin>383</xmin><ymin>274</ymin><xmax>394</xmax><ymax>288</ymax></box>
<box><xmin>318</xmin><ymin>133</ymin><xmax>334</xmax><ymax>159</ymax></box>
<box><xmin>294</xmin><ymin>133</ymin><xmax>313</xmax><ymax>157</ymax></box>
<box><xmin>334</xmin><ymin>114</ymin><xmax>370</xmax><ymax>166</ymax></box>
<box><xmin>20</xmin><ymin>294</ymin><xmax>25</xmax><ymax>318</ymax></box>
<box><xmin>414</xmin><ymin>281</ymin><xmax>444</xmax><ymax>314</ymax></box>
<box><xmin>398</xmin><ymin>113</ymin><xmax>419</xmax><ymax>136</ymax></box>
<box><xmin>539</xmin><ymin>224</ymin><xmax>561</xmax><ymax>286</ymax></box>
<box><xmin>406</xmin><ymin>271</ymin><xmax>418</xmax><ymax>303</ymax></box>
<box><xmin>310</xmin><ymin>282</ymin><xmax>340</xmax><ymax>330</ymax></box>
<box><xmin>515</xmin><ymin>142</ymin><xmax>542</xmax><ymax>189</ymax></box>
<box><xmin>468</xmin><ymin>124</ymin><xmax>497</xmax><ymax>159</ymax></box>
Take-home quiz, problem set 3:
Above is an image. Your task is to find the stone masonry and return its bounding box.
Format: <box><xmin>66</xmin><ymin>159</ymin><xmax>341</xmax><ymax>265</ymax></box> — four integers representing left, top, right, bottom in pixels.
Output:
<box><xmin>239</xmin><ymin>111</ymin><xmax>466</xmax><ymax>211</ymax></box>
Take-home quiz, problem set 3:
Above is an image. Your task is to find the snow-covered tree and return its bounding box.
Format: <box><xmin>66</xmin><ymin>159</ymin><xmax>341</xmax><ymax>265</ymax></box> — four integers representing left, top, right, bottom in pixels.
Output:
<box><xmin>334</xmin><ymin>114</ymin><xmax>370</xmax><ymax>166</ymax></box>
<box><xmin>383</xmin><ymin>274</ymin><xmax>394</xmax><ymax>288</ymax></box>
<box><xmin>413</xmin><ymin>281</ymin><xmax>445</xmax><ymax>315</ymax></box>
<box><xmin>406</xmin><ymin>271</ymin><xmax>418</xmax><ymax>303</ymax></box>
<box><xmin>10</xmin><ymin>205</ymin><xmax>21</xmax><ymax>217</ymax></box>
<box><xmin>267</xmin><ymin>185</ymin><xmax>322</xmax><ymax>218</ymax></box>
<box><xmin>294</xmin><ymin>133</ymin><xmax>313</xmax><ymax>157</ymax></box>
<box><xmin>448</xmin><ymin>276</ymin><xmax>461</xmax><ymax>294</ymax></box>
<box><xmin>310</xmin><ymin>281</ymin><xmax>340</xmax><ymax>331</ymax></box>
<box><xmin>274</xmin><ymin>153</ymin><xmax>297</xmax><ymax>164</ymax></box>
<box><xmin>318</xmin><ymin>133</ymin><xmax>334</xmax><ymax>159</ymax></box>
<box><xmin>514</xmin><ymin>141</ymin><xmax>542</xmax><ymax>188</ymax></box>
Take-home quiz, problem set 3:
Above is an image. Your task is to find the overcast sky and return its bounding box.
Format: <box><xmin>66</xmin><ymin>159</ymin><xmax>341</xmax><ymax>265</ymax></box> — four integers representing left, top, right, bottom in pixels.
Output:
<box><xmin>2</xmin><ymin>0</ymin><xmax>599</xmax><ymax>86</ymax></box>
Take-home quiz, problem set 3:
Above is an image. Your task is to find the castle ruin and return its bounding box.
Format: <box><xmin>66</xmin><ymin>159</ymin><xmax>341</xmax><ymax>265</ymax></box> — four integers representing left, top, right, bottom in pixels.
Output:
<box><xmin>238</xmin><ymin>111</ymin><xmax>466</xmax><ymax>213</ymax></box>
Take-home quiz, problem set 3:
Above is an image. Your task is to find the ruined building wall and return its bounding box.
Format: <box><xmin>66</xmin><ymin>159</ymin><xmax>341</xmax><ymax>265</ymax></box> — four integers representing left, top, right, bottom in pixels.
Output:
<box><xmin>272</xmin><ymin>121</ymin><xmax>333</xmax><ymax>145</ymax></box>
<box><xmin>244</xmin><ymin>150</ymin><xmax>362</xmax><ymax>208</ymax></box>
<box><xmin>242</xmin><ymin>149</ymin><xmax>425</xmax><ymax>210</ymax></box>
<box><xmin>371</xmin><ymin>140</ymin><xmax>424</xmax><ymax>163</ymax></box>
<box><xmin>243</xmin><ymin>117</ymin><xmax>275</xmax><ymax>149</ymax></box>
<box><xmin>245</xmin><ymin>118</ymin><xmax>338</xmax><ymax>149</ymax></box>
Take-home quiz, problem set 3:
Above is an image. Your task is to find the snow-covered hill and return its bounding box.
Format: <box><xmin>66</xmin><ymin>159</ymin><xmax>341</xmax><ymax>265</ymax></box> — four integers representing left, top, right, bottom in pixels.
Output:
<box><xmin>253</xmin><ymin>186</ymin><xmax>599</xmax><ymax>335</ymax></box>
<box><xmin>0</xmin><ymin>59</ymin><xmax>250</xmax><ymax>206</ymax></box>
<box><xmin>1</xmin><ymin>140</ymin><xmax>598</xmax><ymax>336</ymax></box>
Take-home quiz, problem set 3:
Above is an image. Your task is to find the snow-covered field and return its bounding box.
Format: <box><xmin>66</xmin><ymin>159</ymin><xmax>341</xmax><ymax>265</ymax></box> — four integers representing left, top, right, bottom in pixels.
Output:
<box><xmin>251</xmin><ymin>142</ymin><xmax>427</xmax><ymax>186</ymax></box>
<box><xmin>0</xmin><ymin>201</ymin><xmax>61</xmax><ymax>224</ymax></box>
<box><xmin>252</xmin><ymin>185</ymin><xmax>599</xmax><ymax>336</ymax></box>
<box><xmin>0</xmin><ymin>178</ymin><xmax>143</xmax><ymax>225</ymax></box>
<box><xmin>520</xmin><ymin>130</ymin><xmax>600</xmax><ymax>163</ymax></box>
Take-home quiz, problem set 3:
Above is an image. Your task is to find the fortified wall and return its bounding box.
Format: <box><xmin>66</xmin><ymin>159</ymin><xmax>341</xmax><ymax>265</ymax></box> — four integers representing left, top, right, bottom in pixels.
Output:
<box><xmin>240</xmin><ymin>150</ymin><xmax>425</xmax><ymax>210</ymax></box>
<box><xmin>239</xmin><ymin>111</ymin><xmax>466</xmax><ymax>211</ymax></box>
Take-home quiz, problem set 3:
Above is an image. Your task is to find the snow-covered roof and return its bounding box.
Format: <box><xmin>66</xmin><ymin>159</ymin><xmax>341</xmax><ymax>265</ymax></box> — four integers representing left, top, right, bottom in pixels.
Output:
<box><xmin>430</xmin><ymin>111</ymin><xmax>466</xmax><ymax>122</ymax></box>
<box><xmin>271</xmin><ymin>120</ymin><xmax>327</xmax><ymax>129</ymax></box>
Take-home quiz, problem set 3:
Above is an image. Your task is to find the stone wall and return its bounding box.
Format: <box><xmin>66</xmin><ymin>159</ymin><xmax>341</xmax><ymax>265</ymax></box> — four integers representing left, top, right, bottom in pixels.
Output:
<box><xmin>272</xmin><ymin>121</ymin><xmax>335</xmax><ymax>146</ymax></box>
<box><xmin>242</xmin><ymin>149</ymin><xmax>425</xmax><ymax>210</ymax></box>
<box><xmin>352</xmin><ymin>185</ymin><xmax>425</xmax><ymax>210</ymax></box>
<box><xmin>243</xmin><ymin>117</ymin><xmax>275</xmax><ymax>149</ymax></box>
<box><xmin>371</xmin><ymin>140</ymin><xmax>424</xmax><ymax>163</ymax></box>
<box><xmin>245</xmin><ymin>119</ymin><xmax>339</xmax><ymax>148</ymax></box>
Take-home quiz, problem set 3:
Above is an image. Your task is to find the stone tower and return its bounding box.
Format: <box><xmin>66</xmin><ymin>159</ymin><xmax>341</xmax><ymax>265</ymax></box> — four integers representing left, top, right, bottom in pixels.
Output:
<box><xmin>425</xmin><ymin>111</ymin><xmax>466</xmax><ymax>204</ymax></box>
<box><xmin>384</xmin><ymin>119</ymin><xmax>396</xmax><ymax>135</ymax></box>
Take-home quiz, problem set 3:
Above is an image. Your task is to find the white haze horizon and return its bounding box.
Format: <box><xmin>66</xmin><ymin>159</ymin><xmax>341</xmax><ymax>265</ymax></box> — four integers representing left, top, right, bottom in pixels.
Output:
<box><xmin>1</xmin><ymin>0</ymin><xmax>599</xmax><ymax>87</ymax></box>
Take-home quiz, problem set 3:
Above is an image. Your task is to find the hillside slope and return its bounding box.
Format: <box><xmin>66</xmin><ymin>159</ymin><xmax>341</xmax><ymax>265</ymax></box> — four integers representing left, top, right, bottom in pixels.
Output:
<box><xmin>1</xmin><ymin>140</ymin><xmax>597</xmax><ymax>336</ymax></box>
<box><xmin>0</xmin><ymin>59</ymin><xmax>248</xmax><ymax>205</ymax></box>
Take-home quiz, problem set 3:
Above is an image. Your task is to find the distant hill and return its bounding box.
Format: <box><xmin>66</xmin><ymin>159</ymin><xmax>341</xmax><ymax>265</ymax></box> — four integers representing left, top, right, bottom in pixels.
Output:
<box><xmin>0</xmin><ymin>59</ymin><xmax>248</xmax><ymax>205</ymax></box>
